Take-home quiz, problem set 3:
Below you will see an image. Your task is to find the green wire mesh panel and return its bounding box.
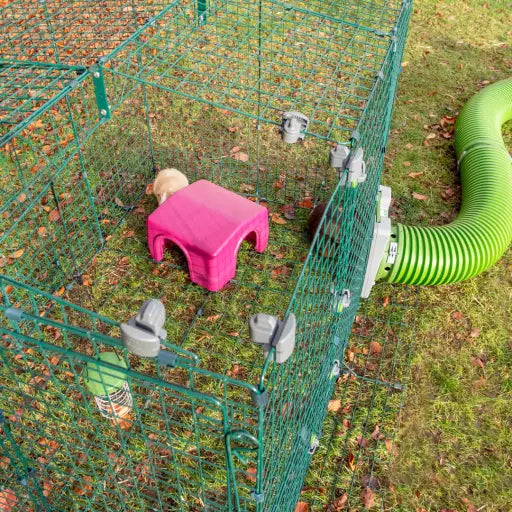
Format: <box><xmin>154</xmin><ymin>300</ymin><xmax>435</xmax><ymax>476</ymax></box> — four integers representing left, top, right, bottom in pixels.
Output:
<box><xmin>302</xmin><ymin>284</ymin><xmax>417</xmax><ymax>510</ymax></box>
<box><xmin>0</xmin><ymin>0</ymin><xmax>412</xmax><ymax>510</ymax></box>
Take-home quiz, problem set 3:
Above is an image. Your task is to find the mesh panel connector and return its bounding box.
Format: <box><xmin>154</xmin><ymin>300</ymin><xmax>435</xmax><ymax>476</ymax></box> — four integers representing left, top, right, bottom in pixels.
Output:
<box><xmin>249</xmin><ymin>313</ymin><xmax>296</xmax><ymax>364</ymax></box>
<box><xmin>121</xmin><ymin>299</ymin><xmax>167</xmax><ymax>357</ymax></box>
<box><xmin>280</xmin><ymin>112</ymin><xmax>309</xmax><ymax>143</ymax></box>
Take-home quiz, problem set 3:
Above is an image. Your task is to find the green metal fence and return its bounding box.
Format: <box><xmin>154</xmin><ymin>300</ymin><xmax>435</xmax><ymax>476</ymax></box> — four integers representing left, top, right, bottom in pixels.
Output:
<box><xmin>0</xmin><ymin>0</ymin><xmax>412</xmax><ymax>510</ymax></box>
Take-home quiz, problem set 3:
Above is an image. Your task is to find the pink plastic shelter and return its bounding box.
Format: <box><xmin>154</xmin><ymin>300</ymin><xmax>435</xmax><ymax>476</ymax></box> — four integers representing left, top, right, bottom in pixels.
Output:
<box><xmin>147</xmin><ymin>180</ymin><xmax>269</xmax><ymax>292</ymax></box>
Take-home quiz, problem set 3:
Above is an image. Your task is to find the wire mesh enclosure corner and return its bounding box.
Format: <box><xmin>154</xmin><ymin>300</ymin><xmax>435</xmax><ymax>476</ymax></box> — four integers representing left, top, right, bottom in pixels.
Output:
<box><xmin>0</xmin><ymin>0</ymin><xmax>412</xmax><ymax>510</ymax></box>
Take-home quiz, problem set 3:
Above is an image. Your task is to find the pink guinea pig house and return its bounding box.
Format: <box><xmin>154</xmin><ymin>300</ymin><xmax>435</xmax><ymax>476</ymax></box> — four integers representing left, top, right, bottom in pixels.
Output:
<box><xmin>147</xmin><ymin>180</ymin><xmax>269</xmax><ymax>292</ymax></box>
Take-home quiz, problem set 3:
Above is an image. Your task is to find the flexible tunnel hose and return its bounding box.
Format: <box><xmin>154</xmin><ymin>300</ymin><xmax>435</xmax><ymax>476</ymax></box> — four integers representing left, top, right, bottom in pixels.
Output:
<box><xmin>383</xmin><ymin>78</ymin><xmax>512</xmax><ymax>285</ymax></box>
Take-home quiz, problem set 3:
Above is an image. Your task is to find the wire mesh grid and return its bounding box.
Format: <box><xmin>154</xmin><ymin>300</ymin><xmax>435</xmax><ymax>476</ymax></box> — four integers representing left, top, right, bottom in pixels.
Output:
<box><xmin>0</xmin><ymin>273</ymin><xmax>262</xmax><ymax>512</ymax></box>
<box><xmin>1</xmin><ymin>0</ymin><xmax>403</xmax><ymax>143</ymax></box>
<box><xmin>100</xmin><ymin>0</ymin><xmax>397</xmax><ymax>142</ymax></box>
<box><xmin>301</xmin><ymin>283</ymin><xmax>417</xmax><ymax>511</ymax></box>
<box><xmin>0</xmin><ymin>0</ymin><xmax>412</xmax><ymax>510</ymax></box>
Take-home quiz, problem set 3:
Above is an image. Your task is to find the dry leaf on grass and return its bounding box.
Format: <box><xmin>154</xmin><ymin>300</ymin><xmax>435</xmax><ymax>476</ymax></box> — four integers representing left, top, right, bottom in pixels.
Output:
<box><xmin>233</xmin><ymin>152</ymin><xmax>249</xmax><ymax>162</ymax></box>
<box><xmin>408</xmin><ymin>171</ymin><xmax>424</xmax><ymax>179</ymax></box>
<box><xmin>327</xmin><ymin>399</ymin><xmax>342</xmax><ymax>412</ymax></box>
<box><xmin>0</xmin><ymin>489</ymin><xmax>17</xmax><ymax>512</ymax></box>
<box><xmin>281</xmin><ymin>204</ymin><xmax>296</xmax><ymax>220</ymax></box>
<box><xmin>327</xmin><ymin>493</ymin><xmax>348</xmax><ymax>511</ymax></box>
<box><xmin>271</xmin><ymin>213</ymin><xmax>287</xmax><ymax>225</ymax></box>
<box><xmin>295</xmin><ymin>502</ymin><xmax>309</xmax><ymax>512</ymax></box>
<box><xmin>246</xmin><ymin>467</ymin><xmax>257</xmax><ymax>483</ymax></box>
<box><xmin>412</xmin><ymin>192</ymin><xmax>428</xmax><ymax>201</ymax></box>
<box><xmin>469</xmin><ymin>327</ymin><xmax>481</xmax><ymax>338</ymax></box>
<box><xmin>360</xmin><ymin>487</ymin><xmax>375</xmax><ymax>509</ymax></box>
<box><xmin>369</xmin><ymin>341</ymin><xmax>382</xmax><ymax>355</ymax></box>
<box><xmin>297</xmin><ymin>198</ymin><xmax>314</xmax><ymax>209</ymax></box>
<box><xmin>49</xmin><ymin>209</ymin><xmax>60</xmax><ymax>222</ymax></box>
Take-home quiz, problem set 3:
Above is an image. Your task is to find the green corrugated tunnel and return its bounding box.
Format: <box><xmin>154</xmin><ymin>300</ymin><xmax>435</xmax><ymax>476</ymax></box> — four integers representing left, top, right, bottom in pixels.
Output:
<box><xmin>383</xmin><ymin>78</ymin><xmax>512</xmax><ymax>286</ymax></box>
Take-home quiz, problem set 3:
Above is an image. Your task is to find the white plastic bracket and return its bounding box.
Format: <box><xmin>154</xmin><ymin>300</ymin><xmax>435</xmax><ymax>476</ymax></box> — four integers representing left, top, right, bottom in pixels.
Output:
<box><xmin>361</xmin><ymin>186</ymin><xmax>393</xmax><ymax>298</ymax></box>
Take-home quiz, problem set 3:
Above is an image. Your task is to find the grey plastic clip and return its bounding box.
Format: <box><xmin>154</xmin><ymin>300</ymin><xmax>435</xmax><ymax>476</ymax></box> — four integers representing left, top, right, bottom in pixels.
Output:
<box><xmin>330</xmin><ymin>286</ymin><xmax>351</xmax><ymax>313</ymax></box>
<box><xmin>280</xmin><ymin>112</ymin><xmax>309</xmax><ymax>143</ymax></box>
<box><xmin>330</xmin><ymin>360</ymin><xmax>341</xmax><ymax>380</ymax></box>
<box><xmin>157</xmin><ymin>350</ymin><xmax>177</xmax><ymax>368</ymax></box>
<box><xmin>308</xmin><ymin>434</ymin><xmax>320</xmax><ymax>455</ymax></box>
<box><xmin>249</xmin><ymin>313</ymin><xmax>296</xmax><ymax>364</ymax></box>
<box><xmin>329</xmin><ymin>144</ymin><xmax>350</xmax><ymax>178</ymax></box>
<box><xmin>19</xmin><ymin>467</ymin><xmax>36</xmax><ymax>486</ymax></box>
<box><xmin>5</xmin><ymin>307</ymin><xmax>24</xmax><ymax>321</ymax></box>
<box><xmin>121</xmin><ymin>299</ymin><xmax>167</xmax><ymax>357</ymax></box>
<box><xmin>345</xmin><ymin>147</ymin><xmax>366</xmax><ymax>187</ymax></box>
<box><xmin>251</xmin><ymin>491</ymin><xmax>265</xmax><ymax>504</ymax></box>
<box><xmin>251</xmin><ymin>389</ymin><xmax>268</xmax><ymax>408</ymax></box>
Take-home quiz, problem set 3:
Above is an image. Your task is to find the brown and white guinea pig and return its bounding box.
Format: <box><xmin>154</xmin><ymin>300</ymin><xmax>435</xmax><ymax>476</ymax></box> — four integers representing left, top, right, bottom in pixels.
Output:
<box><xmin>153</xmin><ymin>168</ymin><xmax>189</xmax><ymax>205</ymax></box>
<box><xmin>307</xmin><ymin>202</ymin><xmax>343</xmax><ymax>244</ymax></box>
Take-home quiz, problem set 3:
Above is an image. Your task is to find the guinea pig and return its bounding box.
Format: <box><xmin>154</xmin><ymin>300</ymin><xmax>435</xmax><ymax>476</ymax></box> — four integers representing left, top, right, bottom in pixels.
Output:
<box><xmin>307</xmin><ymin>202</ymin><xmax>343</xmax><ymax>244</ymax></box>
<box><xmin>153</xmin><ymin>168</ymin><xmax>189</xmax><ymax>205</ymax></box>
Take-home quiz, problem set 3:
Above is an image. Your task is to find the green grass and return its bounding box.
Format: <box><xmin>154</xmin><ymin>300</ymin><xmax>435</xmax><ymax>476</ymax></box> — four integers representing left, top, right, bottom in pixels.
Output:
<box><xmin>302</xmin><ymin>1</ymin><xmax>512</xmax><ymax>511</ymax></box>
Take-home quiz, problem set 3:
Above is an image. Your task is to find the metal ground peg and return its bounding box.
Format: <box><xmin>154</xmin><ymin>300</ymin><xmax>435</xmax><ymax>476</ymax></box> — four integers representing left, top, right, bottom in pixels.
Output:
<box><xmin>249</xmin><ymin>313</ymin><xmax>296</xmax><ymax>364</ymax></box>
<box><xmin>280</xmin><ymin>111</ymin><xmax>309</xmax><ymax>143</ymax></box>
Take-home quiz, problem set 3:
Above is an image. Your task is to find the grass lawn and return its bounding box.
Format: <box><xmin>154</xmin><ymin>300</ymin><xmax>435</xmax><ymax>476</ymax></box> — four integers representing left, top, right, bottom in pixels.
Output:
<box><xmin>304</xmin><ymin>1</ymin><xmax>512</xmax><ymax>510</ymax></box>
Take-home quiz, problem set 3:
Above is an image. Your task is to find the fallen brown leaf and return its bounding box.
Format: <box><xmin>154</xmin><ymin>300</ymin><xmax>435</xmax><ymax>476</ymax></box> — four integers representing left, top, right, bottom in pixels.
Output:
<box><xmin>281</xmin><ymin>204</ymin><xmax>296</xmax><ymax>220</ymax></box>
<box><xmin>346</xmin><ymin>453</ymin><xmax>356</xmax><ymax>471</ymax></box>
<box><xmin>408</xmin><ymin>171</ymin><xmax>424</xmax><ymax>179</ymax></box>
<box><xmin>471</xmin><ymin>356</ymin><xmax>485</xmax><ymax>369</ymax></box>
<box><xmin>403</xmin><ymin>161</ymin><xmax>411</xmax><ymax>167</ymax></box>
<box><xmin>73</xmin><ymin>476</ymin><xmax>93</xmax><ymax>497</ymax></box>
<box><xmin>0</xmin><ymin>488</ymin><xmax>17</xmax><ymax>512</ymax></box>
<box><xmin>49</xmin><ymin>209</ymin><xmax>60</xmax><ymax>222</ymax></box>
<box><xmin>327</xmin><ymin>493</ymin><xmax>348</xmax><ymax>511</ymax></box>
<box><xmin>440</xmin><ymin>187</ymin><xmax>456</xmax><ymax>201</ymax></box>
<box><xmin>328</xmin><ymin>399</ymin><xmax>342</xmax><ymax>412</ymax></box>
<box><xmin>12</xmin><ymin>249</ymin><xmax>24</xmax><ymax>259</ymax></box>
<box><xmin>360</xmin><ymin>487</ymin><xmax>375</xmax><ymax>509</ymax></box>
<box><xmin>297</xmin><ymin>198</ymin><xmax>314</xmax><ymax>209</ymax></box>
<box><xmin>369</xmin><ymin>341</ymin><xmax>382</xmax><ymax>356</ymax></box>
<box><xmin>233</xmin><ymin>152</ymin><xmax>249</xmax><ymax>162</ymax></box>
<box><xmin>271</xmin><ymin>213</ymin><xmax>287</xmax><ymax>225</ymax></box>
<box><xmin>451</xmin><ymin>311</ymin><xmax>465</xmax><ymax>321</ymax></box>
<box><xmin>412</xmin><ymin>192</ymin><xmax>428</xmax><ymax>201</ymax></box>
<box><xmin>246</xmin><ymin>467</ymin><xmax>257</xmax><ymax>483</ymax></box>
<box><xmin>469</xmin><ymin>327</ymin><xmax>481</xmax><ymax>338</ymax></box>
<box><xmin>295</xmin><ymin>502</ymin><xmax>309</xmax><ymax>512</ymax></box>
